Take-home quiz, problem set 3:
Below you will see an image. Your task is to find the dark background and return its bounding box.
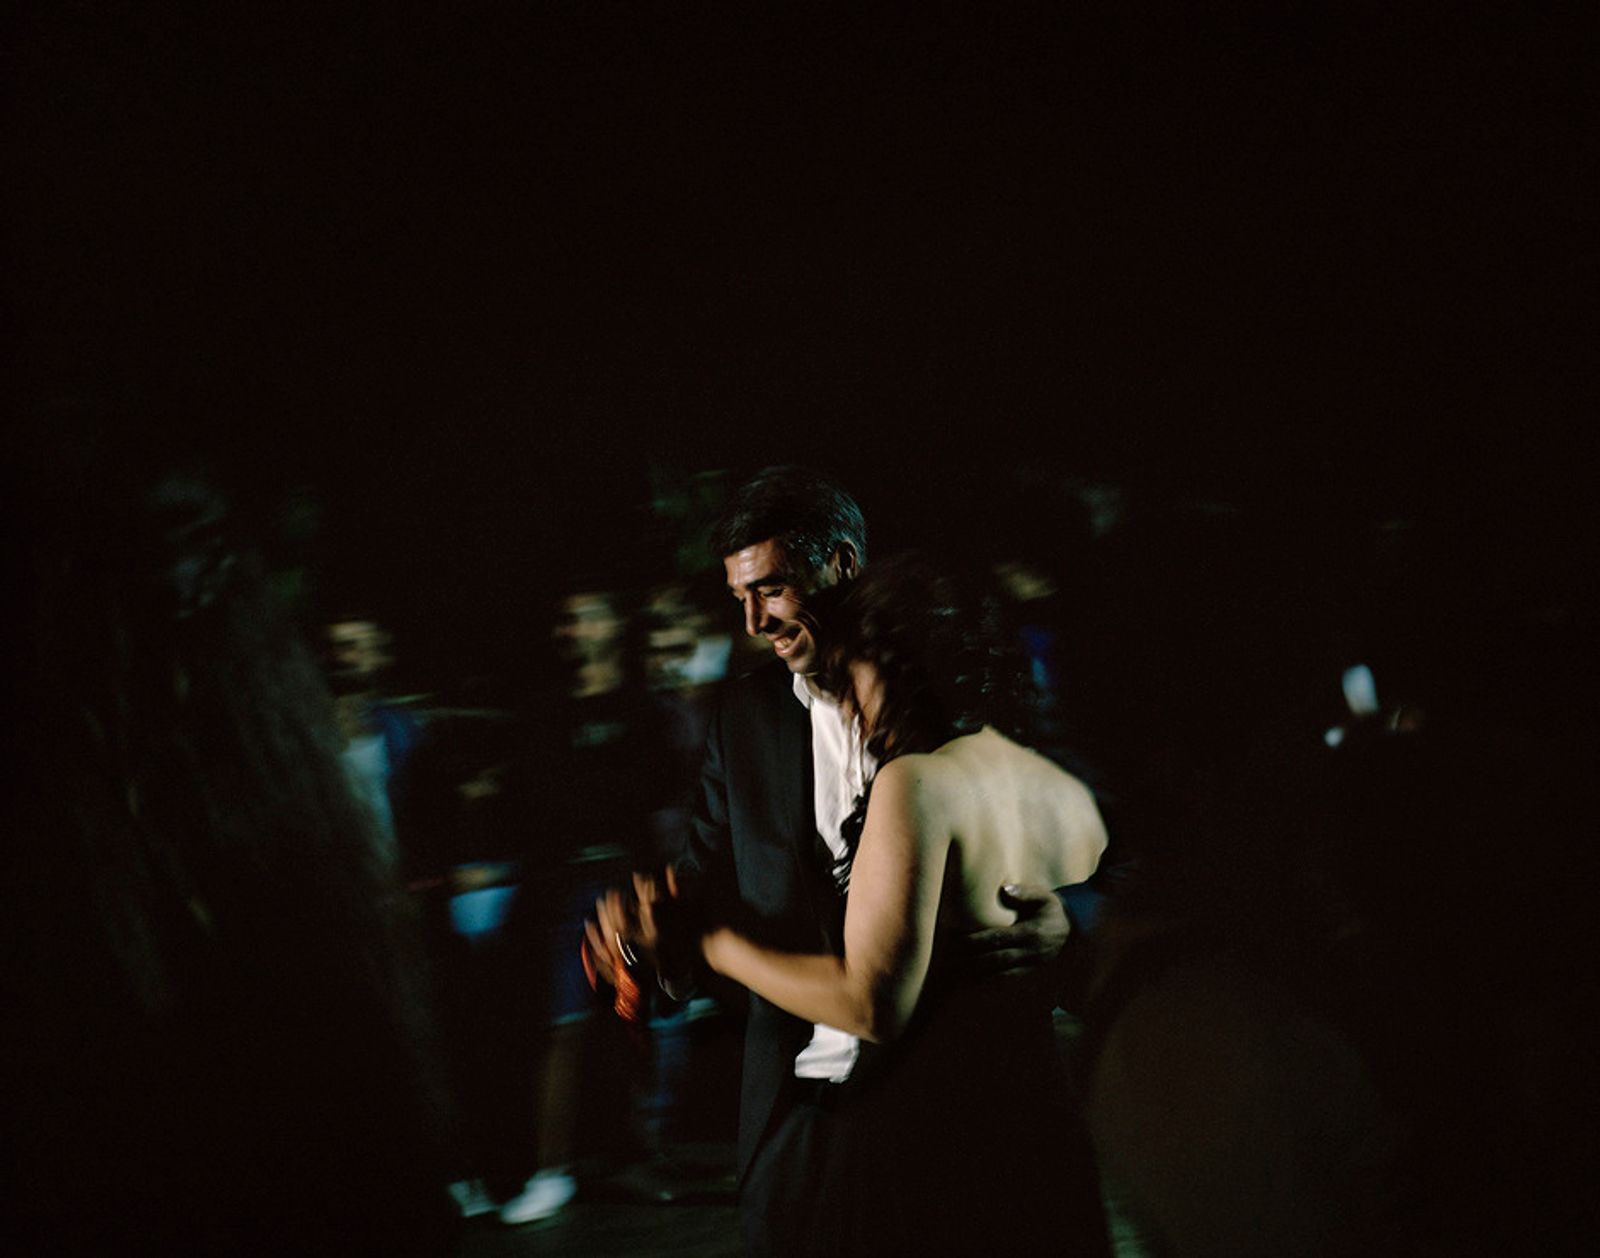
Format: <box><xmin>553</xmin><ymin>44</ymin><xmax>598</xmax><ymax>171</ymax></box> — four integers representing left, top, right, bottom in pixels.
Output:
<box><xmin>9</xmin><ymin>2</ymin><xmax>1594</xmax><ymax>676</ymax></box>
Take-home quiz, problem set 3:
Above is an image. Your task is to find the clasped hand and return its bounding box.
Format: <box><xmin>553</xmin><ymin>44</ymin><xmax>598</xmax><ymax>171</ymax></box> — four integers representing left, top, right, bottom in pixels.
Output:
<box><xmin>585</xmin><ymin>865</ymin><xmax>696</xmax><ymax>992</ymax></box>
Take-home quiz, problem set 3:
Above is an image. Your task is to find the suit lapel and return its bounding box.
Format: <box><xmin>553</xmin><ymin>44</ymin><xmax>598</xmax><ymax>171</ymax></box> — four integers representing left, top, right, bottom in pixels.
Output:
<box><xmin>773</xmin><ymin>670</ymin><xmax>811</xmax><ymax>833</ymax></box>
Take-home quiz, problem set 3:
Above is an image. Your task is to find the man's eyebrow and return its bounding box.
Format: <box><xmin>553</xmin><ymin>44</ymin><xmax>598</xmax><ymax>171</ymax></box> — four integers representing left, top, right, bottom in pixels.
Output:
<box><xmin>730</xmin><ymin>570</ymin><xmax>785</xmax><ymax>594</ymax></box>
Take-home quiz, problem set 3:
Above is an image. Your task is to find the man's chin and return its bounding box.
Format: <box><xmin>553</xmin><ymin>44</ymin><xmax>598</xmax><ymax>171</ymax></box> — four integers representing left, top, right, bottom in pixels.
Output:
<box><xmin>774</xmin><ymin>645</ymin><xmax>815</xmax><ymax>674</ymax></box>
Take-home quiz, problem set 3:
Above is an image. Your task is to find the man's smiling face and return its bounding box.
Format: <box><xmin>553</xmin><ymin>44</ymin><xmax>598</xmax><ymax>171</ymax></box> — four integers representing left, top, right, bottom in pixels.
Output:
<box><xmin>723</xmin><ymin>537</ymin><xmax>838</xmax><ymax>675</ymax></box>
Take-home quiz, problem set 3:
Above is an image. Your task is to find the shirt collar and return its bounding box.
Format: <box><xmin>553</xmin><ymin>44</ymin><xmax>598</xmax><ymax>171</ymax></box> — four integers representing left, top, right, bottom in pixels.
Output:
<box><xmin>791</xmin><ymin>671</ymin><xmax>831</xmax><ymax>711</ymax></box>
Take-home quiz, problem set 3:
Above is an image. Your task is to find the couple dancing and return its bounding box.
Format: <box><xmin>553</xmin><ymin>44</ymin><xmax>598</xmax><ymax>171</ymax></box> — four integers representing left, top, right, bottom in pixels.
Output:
<box><xmin>593</xmin><ymin>466</ymin><xmax>1111</xmax><ymax>1256</ymax></box>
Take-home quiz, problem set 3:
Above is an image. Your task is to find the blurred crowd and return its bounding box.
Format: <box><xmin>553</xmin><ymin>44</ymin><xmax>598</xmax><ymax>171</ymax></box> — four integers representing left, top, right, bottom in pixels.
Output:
<box><xmin>5</xmin><ymin>420</ymin><xmax>1597</xmax><ymax>1255</ymax></box>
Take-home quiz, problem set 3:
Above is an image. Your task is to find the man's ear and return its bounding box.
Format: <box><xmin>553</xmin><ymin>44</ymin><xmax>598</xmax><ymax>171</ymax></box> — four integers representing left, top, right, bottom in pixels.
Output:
<box><xmin>832</xmin><ymin>542</ymin><xmax>860</xmax><ymax>583</ymax></box>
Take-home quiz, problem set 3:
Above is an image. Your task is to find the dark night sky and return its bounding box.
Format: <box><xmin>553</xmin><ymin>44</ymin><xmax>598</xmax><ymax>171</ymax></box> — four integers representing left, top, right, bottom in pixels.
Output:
<box><xmin>9</xmin><ymin>3</ymin><xmax>1595</xmax><ymax>597</ymax></box>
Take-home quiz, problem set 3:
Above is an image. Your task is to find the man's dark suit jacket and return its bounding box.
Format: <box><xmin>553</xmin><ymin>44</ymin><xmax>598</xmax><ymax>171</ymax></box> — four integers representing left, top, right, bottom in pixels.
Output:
<box><xmin>677</xmin><ymin>659</ymin><xmax>846</xmax><ymax>1185</ymax></box>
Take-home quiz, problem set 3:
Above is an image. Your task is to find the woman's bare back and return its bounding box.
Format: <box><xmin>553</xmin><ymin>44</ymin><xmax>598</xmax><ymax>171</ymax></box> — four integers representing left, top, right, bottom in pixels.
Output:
<box><xmin>906</xmin><ymin>727</ymin><xmax>1107</xmax><ymax>931</ymax></box>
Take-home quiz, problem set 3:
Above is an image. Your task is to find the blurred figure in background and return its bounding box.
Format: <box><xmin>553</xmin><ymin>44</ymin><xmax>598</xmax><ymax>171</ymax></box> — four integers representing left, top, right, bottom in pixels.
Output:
<box><xmin>319</xmin><ymin>610</ymin><xmax>429</xmax><ymax>875</ymax></box>
<box><xmin>1081</xmin><ymin>709</ymin><xmax>1600</xmax><ymax>1256</ymax></box>
<box><xmin>628</xmin><ymin>581</ymin><xmax>744</xmax><ymax>1181</ymax></box>
<box><xmin>636</xmin><ymin>579</ymin><xmax>731</xmax><ymax>855</ymax></box>
<box><xmin>496</xmin><ymin>580</ymin><xmax>680</xmax><ymax>1225</ymax></box>
<box><xmin>2</xmin><ymin>430</ymin><xmax>459</xmax><ymax>1254</ymax></box>
<box><xmin>392</xmin><ymin>713</ymin><xmax>538</xmax><ymax>1220</ymax></box>
<box><xmin>980</xmin><ymin>470</ymin><xmax>1100</xmax><ymax>774</ymax></box>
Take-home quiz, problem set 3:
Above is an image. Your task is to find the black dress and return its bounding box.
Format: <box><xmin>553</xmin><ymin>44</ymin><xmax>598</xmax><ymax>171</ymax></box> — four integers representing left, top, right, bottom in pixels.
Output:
<box><xmin>778</xmin><ymin>930</ymin><xmax>1112</xmax><ymax>1258</ymax></box>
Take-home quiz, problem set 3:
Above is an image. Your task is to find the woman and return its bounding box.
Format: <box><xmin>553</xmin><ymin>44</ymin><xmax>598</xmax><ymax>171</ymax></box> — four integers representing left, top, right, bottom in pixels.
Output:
<box><xmin>636</xmin><ymin>552</ymin><xmax>1110</xmax><ymax>1255</ymax></box>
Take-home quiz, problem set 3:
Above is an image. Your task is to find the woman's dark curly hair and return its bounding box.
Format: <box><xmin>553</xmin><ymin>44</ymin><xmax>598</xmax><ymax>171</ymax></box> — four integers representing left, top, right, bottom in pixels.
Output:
<box><xmin>818</xmin><ymin>551</ymin><xmax>1037</xmax><ymax>765</ymax></box>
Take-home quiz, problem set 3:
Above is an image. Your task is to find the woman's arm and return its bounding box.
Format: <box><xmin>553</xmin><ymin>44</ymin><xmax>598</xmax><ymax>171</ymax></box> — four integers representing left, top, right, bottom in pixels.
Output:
<box><xmin>702</xmin><ymin>758</ymin><xmax>947</xmax><ymax>1042</ymax></box>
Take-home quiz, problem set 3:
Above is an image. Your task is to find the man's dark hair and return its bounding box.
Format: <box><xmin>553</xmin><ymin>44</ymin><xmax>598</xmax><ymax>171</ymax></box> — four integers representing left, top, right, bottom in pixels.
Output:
<box><xmin>709</xmin><ymin>465</ymin><xmax>868</xmax><ymax>577</ymax></box>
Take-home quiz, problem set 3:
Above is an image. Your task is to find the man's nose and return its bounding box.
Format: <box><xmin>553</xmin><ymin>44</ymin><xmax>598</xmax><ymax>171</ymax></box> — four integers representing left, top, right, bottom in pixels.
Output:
<box><xmin>742</xmin><ymin>598</ymin><xmax>780</xmax><ymax>637</ymax></box>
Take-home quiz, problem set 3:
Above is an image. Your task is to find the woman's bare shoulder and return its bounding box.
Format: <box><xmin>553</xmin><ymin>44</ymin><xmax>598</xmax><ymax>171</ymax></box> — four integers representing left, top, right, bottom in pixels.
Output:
<box><xmin>871</xmin><ymin>752</ymin><xmax>934</xmax><ymax>795</ymax></box>
<box><xmin>868</xmin><ymin>753</ymin><xmax>950</xmax><ymax>828</ymax></box>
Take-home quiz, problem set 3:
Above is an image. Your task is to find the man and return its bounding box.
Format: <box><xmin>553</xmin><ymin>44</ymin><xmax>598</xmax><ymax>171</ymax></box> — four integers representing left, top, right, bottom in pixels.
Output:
<box><xmin>321</xmin><ymin>611</ymin><xmax>427</xmax><ymax>874</ymax></box>
<box><xmin>597</xmin><ymin>465</ymin><xmax>1102</xmax><ymax>1254</ymax></box>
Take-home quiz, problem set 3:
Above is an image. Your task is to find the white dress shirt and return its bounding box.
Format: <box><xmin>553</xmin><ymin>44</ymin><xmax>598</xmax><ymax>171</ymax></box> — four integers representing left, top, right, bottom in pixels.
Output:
<box><xmin>790</xmin><ymin>672</ymin><xmax>877</xmax><ymax>1082</ymax></box>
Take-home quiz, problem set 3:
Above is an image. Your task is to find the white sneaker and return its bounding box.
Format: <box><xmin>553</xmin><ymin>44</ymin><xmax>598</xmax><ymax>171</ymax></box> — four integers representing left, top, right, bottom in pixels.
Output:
<box><xmin>447</xmin><ymin>1178</ymin><xmax>498</xmax><ymax>1219</ymax></box>
<box><xmin>498</xmin><ymin>1169</ymin><xmax>577</xmax><ymax>1225</ymax></box>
